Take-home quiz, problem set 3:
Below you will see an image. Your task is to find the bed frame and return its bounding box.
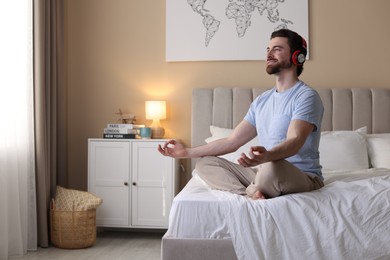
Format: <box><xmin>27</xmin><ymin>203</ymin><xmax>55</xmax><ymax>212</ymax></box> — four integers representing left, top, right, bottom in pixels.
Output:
<box><xmin>162</xmin><ymin>87</ymin><xmax>390</xmax><ymax>260</ymax></box>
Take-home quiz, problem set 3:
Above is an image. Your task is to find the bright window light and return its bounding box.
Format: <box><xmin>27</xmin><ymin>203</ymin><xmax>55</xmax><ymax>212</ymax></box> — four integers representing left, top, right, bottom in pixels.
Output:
<box><xmin>0</xmin><ymin>0</ymin><xmax>33</xmax><ymax>148</ymax></box>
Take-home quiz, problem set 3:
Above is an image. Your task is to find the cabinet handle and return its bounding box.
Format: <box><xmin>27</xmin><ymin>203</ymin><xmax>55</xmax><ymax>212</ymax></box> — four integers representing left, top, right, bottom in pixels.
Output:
<box><xmin>124</xmin><ymin>182</ymin><xmax>128</xmax><ymax>186</ymax></box>
<box><xmin>132</xmin><ymin>182</ymin><xmax>137</xmax><ymax>186</ymax></box>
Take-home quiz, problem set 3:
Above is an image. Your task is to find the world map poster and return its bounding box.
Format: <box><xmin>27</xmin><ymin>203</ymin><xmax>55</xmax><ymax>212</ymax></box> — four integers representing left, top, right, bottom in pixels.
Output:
<box><xmin>166</xmin><ymin>0</ymin><xmax>309</xmax><ymax>62</ymax></box>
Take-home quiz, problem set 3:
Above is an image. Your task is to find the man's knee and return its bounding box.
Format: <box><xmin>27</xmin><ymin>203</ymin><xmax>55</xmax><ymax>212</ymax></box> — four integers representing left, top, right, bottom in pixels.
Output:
<box><xmin>196</xmin><ymin>156</ymin><xmax>217</xmax><ymax>168</ymax></box>
<box><xmin>256</xmin><ymin>161</ymin><xmax>286</xmax><ymax>184</ymax></box>
<box><xmin>252</xmin><ymin>161</ymin><xmax>290</xmax><ymax>198</ymax></box>
<box><xmin>195</xmin><ymin>156</ymin><xmax>220</xmax><ymax>176</ymax></box>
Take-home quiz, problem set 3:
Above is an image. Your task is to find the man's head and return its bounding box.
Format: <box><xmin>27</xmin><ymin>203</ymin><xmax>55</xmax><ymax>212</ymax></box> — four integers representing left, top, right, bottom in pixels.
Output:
<box><xmin>266</xmin><ymin>29</ymin><xmax>307</xmax><ymax>77</ymax></box>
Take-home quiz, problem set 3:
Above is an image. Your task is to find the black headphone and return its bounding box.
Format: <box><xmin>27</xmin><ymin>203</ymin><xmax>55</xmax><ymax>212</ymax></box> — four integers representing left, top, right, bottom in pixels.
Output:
<box><xmin>291</xmin><ymin>37</ymin><xmax>307</xmax><ymax>66</ymax></box>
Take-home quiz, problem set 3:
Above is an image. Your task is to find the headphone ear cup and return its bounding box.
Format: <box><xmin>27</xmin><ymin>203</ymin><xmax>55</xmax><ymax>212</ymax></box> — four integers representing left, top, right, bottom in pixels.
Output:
<box><xmin>291</xmin><ymin>50</ymin><xmax>306</xmax><ymax>65</ymax></box>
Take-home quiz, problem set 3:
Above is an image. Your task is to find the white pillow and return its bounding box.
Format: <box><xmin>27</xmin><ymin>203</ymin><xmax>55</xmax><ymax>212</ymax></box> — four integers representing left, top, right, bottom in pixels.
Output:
<box><xmin>367</xmin><ymin>134</ymin><xmax>390</xmax><ymax>168</ymax></box>
<box><xmin>205</xmin><ymin>125</ymin><xmax>234</xmax><ymax>143</ymax></box>
<box><xmin>319</xmin><ymin>127</ymin><xmax>369</xmax><ymax>170</ymax></box>
<box><xmin>205</xmin><ymin>125</ymin><xmax>258</xmax><ymax>163</ymax></box>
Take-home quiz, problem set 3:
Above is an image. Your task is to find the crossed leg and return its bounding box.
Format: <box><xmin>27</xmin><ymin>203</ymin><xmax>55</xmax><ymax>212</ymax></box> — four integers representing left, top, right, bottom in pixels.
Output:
<box><xmin>195</xmin><ymin>156</ymin><xmax>256</xmax><ymax>195</ymax></box>
<box><xmin>196</xmin><ymin>157</ymin><xmax>324</xmax><ymax>199</ymax></box>
<box><xmin>246</xmin><ymin>159</ymin><xmax>324</xmax><ymax>199</ymax></box>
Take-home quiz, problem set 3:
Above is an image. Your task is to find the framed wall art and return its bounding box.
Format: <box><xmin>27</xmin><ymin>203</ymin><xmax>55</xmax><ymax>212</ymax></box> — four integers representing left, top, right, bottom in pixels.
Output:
<box><xmin>166</xmin><ymin>0</ymin><xmax>309</xmax><ymax>62</ymax></box>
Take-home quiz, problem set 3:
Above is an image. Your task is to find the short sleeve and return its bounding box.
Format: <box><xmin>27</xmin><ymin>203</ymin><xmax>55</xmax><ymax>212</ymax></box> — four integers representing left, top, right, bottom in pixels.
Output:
<box><xmin>292</xmin><ymin>90</ymin><xmax>323</xmax><ymax>131</ymax></box>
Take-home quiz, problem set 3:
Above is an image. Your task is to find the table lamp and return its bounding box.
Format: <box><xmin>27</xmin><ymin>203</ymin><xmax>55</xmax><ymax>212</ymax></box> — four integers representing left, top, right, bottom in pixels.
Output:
<box><xmin>145</xmin><ymin>100</ymin><xmax>166</xmax><ymax>139</ymax></box>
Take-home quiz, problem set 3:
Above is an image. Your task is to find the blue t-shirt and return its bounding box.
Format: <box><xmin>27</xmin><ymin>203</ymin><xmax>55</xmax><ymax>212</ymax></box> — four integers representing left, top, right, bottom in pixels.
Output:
<box><xmin>244</xmin><ymin>81</ymin><xmax>324</xmax><ymax>178</ymax></box>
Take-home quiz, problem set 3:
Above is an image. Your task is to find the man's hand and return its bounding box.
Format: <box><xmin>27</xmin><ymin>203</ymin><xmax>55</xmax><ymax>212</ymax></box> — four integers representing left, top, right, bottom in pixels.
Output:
<box><xmin>158</xmin><ymin>139</ymin><xmax>188</xmax><ymax>158</ymax></box>
<box><xmin>237</xmin><ymin>146</ymin><xmax>268</xmax><ymax>167</ymax></box>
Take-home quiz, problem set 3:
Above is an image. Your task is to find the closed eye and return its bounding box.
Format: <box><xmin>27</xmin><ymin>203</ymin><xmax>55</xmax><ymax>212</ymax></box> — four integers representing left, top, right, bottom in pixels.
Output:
<box><xmin>267</xmin><ymin>46</ymin><xmax>283</xmax><ymax>54</ymax></box>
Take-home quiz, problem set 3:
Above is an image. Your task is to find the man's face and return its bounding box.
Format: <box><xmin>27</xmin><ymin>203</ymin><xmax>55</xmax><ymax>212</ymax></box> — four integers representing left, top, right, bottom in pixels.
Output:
<box><xmin>265</xmin><ymin>37</ymin><xmax>292</xmax><ymax>75</ymax></box>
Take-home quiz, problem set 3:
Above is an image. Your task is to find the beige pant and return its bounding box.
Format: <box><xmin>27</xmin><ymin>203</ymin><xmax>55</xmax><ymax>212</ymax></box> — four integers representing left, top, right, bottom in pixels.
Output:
<box><xmin>195</xmin><ymin>156</ymin><xmax>324</xmax><ymax>198</ymax></box>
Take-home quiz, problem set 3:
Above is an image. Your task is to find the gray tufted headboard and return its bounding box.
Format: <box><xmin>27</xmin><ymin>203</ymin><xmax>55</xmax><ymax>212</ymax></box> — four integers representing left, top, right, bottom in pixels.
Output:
<box><xmin>191</xmin><ymin>87</ymin><xmax>390</xmax><ymax>170</ymax></box>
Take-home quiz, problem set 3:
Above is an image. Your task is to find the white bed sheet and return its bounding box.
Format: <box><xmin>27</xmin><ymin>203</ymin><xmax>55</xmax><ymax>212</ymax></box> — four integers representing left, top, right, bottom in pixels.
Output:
<box><xmin>167</xmin><ymin>168</ymin><xmax>390</xmax><ymax>260</ymax></box>
<box><xmin>166</xmin><ymin>173</ymin><xmax>230</xmax><ymax>239</ymax></box>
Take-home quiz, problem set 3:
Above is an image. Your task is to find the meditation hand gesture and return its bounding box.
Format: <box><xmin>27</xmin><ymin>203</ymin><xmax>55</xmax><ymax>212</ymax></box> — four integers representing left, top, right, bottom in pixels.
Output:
<box><xmin>158</xmin><ymin>139</ymin><xmax>188</xmax><ymax>158</ymax></box>
<box><xmin>237</xmin><ymin>146</ymin><xmax>269</xmax><ymax>167</ymax></box>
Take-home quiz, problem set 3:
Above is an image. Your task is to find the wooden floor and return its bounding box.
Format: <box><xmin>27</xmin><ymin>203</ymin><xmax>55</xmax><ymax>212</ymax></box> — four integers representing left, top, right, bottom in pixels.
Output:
<box><xmin>19</xmin><ymin>230</ymin><xmax>165</xmax><ymax>260</ymax></box>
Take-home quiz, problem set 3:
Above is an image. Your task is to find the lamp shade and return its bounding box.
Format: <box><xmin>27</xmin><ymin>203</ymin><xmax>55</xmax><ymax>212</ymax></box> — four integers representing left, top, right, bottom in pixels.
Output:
<box><xmin>145</xmin><ymin>101</ymin><xmax>166</xmax><ymax>120</ymax></box>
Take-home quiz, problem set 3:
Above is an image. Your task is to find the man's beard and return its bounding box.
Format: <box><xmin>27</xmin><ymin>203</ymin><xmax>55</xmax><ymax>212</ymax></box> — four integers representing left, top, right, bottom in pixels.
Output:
<box><xmin>266</xmin><ymin>59</ymin><xmax>292</xmax><ymax>75</ymax></box>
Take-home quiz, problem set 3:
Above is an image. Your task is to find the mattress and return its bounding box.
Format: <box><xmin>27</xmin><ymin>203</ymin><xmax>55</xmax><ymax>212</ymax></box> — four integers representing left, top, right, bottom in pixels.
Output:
<box><xmin>166</xmin><ymin>168</ymin><xmax>390</xmax><ymax>260</ymax></box>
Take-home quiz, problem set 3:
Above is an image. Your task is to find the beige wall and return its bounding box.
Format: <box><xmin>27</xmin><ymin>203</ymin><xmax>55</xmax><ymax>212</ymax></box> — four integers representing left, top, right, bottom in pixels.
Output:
<box><xmin>65</xmin><ymin>0</ymin><xmax>390</xmax><ymax>190</ymax></box>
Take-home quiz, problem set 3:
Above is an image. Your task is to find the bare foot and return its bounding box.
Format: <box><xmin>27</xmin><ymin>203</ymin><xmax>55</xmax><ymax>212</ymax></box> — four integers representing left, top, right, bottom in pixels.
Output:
<box><xmin>252</xmin><ymin>190</ymin><xmax>266</xmax><ymax>200</ymax></box>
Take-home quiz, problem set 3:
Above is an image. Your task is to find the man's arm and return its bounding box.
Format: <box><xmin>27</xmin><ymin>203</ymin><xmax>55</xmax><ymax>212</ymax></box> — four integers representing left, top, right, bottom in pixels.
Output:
<box><xmin>238</xmin><ymin>119</ymin><xmax>314</xmax><ymax>167</ymax></box>
<box><xmin>158</xmin><ymin>120</ymin><xmax>257</xmax><ymax>158</ymax></box>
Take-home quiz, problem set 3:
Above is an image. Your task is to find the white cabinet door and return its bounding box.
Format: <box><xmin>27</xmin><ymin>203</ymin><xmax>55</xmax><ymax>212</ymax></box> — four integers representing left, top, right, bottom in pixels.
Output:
<box><xmin>88</xmin><ymin>140</ymin><xmax>130</xmax><ymax>227</ymax></box>
<box><xmin>131</xmin><ymin>141</ymin><xmax>174</xmax><ymax>227</ymax></box>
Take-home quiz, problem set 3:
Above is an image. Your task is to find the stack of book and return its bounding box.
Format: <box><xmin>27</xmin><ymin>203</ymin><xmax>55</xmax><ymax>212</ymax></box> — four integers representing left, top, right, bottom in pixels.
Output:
<box><xmin>103</xmin><ymin>123</ymin><xmax>145</xmax><ymax>139</ymax></box>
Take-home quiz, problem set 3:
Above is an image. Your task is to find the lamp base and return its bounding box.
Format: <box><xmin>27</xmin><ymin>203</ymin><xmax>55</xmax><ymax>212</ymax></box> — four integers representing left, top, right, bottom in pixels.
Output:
<box><xmin>151</xmin><ymin>126</ymin><xmax>165</xmax><ymax>139</ymax></box>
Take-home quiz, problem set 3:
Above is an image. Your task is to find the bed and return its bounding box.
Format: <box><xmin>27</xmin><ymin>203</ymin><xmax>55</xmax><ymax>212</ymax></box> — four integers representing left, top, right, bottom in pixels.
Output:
<box><xmin>161</xmin><ymin>87</ymin><xmax>390</xmax><ymax>260</ymax></box>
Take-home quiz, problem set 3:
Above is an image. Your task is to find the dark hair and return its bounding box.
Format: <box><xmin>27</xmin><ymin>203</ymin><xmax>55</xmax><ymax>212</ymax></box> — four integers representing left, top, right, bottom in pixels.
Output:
<box><xmin>271</xmin><ymin>29</ymin><xmax>307</xmax><ymax>76</ymax></box>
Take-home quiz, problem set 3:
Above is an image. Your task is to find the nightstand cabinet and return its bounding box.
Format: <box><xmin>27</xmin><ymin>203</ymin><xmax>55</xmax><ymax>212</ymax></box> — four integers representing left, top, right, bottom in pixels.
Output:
<box><xmin>88</xmin><ymin>139</ymin><xmax>179</xmax><ymax>229</ymax></box>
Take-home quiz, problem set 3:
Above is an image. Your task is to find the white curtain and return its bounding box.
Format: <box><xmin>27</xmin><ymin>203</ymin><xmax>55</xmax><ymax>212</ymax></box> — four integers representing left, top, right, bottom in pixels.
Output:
<box><xmin>0</xmin><ymin>0</ymin><xmax>37</xmax><ymax>259</ymax></box>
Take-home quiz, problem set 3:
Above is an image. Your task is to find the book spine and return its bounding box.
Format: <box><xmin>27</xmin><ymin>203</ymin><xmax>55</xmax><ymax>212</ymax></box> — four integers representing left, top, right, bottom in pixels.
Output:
<box><xmin>103</xmin><ymin>134</ymin><xmax>136</xmax><ymax>139</ymax></box>
<box><xmin>107</xmin><ymin>124</ymin><xmax>134</xmax><ymax>129</ymax></box>
<box><xmin>103</xmin><ymin>128</ymin><xmax>138</xmax><ymax>134</ymax></box>
<box><xmin>106</xmin><ymin>124</ymin><xmax>145</xmax><ymax>129</ymax></box>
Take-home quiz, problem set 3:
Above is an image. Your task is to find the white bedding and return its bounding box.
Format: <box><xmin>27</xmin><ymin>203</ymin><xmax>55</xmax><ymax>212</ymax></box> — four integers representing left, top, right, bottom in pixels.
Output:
<box><xmin>167</xmin><ymin>168</ymin><xmax>390</xmax><ymax>260</ymax></box>
<box><xmin>166</xmin><ymin>172</ymin><xmax>230</xmax><ymax>239</ymax></box>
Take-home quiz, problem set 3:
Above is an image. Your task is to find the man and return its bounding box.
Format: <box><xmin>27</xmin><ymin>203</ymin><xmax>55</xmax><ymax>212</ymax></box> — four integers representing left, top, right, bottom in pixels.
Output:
<box><xmin>158</xmin><ymin>29</ymin><xmax>324</xmax><ymax>199</ymax></box>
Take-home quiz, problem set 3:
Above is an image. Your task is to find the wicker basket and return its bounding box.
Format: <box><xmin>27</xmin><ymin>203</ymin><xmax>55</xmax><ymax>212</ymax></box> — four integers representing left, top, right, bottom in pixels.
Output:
<box><xmin>50</xmin><ymin>199</ymin><xmax>97</xmax><ymax>249</ymax></box>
